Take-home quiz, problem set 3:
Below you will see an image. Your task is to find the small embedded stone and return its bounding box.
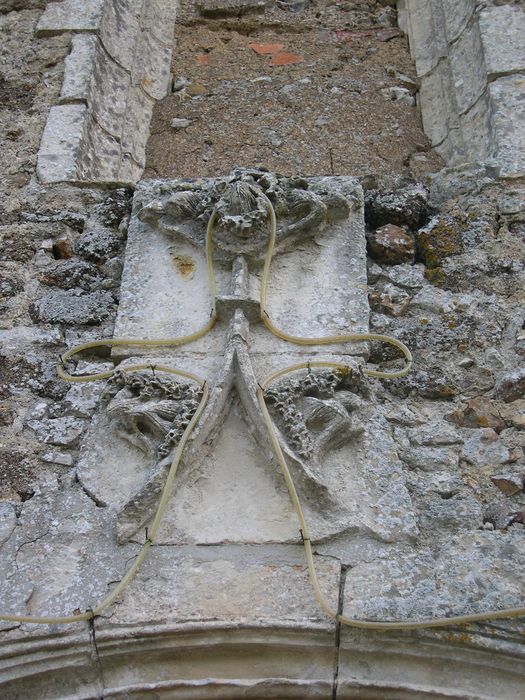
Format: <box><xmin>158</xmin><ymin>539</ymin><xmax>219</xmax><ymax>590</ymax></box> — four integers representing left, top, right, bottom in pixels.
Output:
<box><xmin>490</xmin><ymin>473</ymin><xmax>524</xmax><ymax>497</ymax></box>
<box><xmin>367</xmin><ymin>224</ymin><xmax>415</xmax><ymax>265</ymax></box>
<box><xmin>495</xmin><ymin>368</ymin><xmax>525</xmax><ymax>403</ymax></box>
<box><xmin>27</xmin><ymin>416</ymin><xmax>85</xmax><ymax>447</ymax></box>
<box><xmin>249</xmin><ymin>43</ymin><xmax>285</xmax><ymax>55</ymax></box>
<box><xmin>416</xmin><ymin>215</ymin><xmax>464</xmax><ymax>269</ymax></box>
<box><xmin>381</xmin><ymin>86</ymin><xmax>415</xmax><ymax>106</ymax></box>
<box><xmin>30</xmin><ymin>288</ymin><xmax>114</xmax><ymax>325</ymax></box>
<box><xmin>461</xmin><ymin>428</ymin><xmax>514</xmax><ymax>467</ymax></box>
<box><xmin>446</xmin><ymin>397</ymin><xmax>505</xmax><ymax>433</ymax></box>
<box><xmin>376</xmin><ymin>27</ymin><xmax>403</xmax><ymax>41</ymax></box>
<box><xmin>40</xmin><ymin>450</ymin><xmax>74</xmax><ymax>467</ymax></box>
<box><xmin>269</xmin><ymin>52</ymin><xmax>304</xmax><ymax>66</ymax></box>
<box><xmin>197</xmin><ymin>0</ymin><xmax>267</xmax><ymax>16</ymax></box>
<box><xmin>52</xmin><ymin>236</ymin><xmax>74</xmax><ymax>260</ymax></box>
<box><xmin>170</xmin><ymin>118</ymin><xmax>192</xmax><ymax>130</ymax></box>
<box><xmin>75</xmin><ymin>228</ymin><xmax>121</xmax><ymax>263</ymax></box>
<box><xmin>365</xmin><ymin>183</ymin><xmax>429</xmax><ymax>229</ymax></box>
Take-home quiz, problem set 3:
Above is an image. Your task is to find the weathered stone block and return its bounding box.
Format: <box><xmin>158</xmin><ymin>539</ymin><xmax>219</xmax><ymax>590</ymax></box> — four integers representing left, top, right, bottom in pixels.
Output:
<box><xmin>102</xmin><ymin>545</ymin><xmax>340</xmax><ymax>626</ymax></box>
<box><xmin>60</xmin><ymin>34</ymin><xmax>98</xmax><ymax>103</ymax></box>
<box><xmin>338</xmin><ymin>622</ymin><xmax>525</xmax><ymax>700</ymax></box>
<box><xmin>341</xmin><ymin>531</ymin><xmax>525</xmax><ymax>622</ymax></box>
<box><xmin>405</xmin><ymin>0</ymin><xmax>448</xmax><ymax>77</ymax></box>
<box><xmin>442</xmin><ymin>0</ymin><xmax>475</xmax><ymax>43</ymax></box>
<box><xmin>131</xmin><ymin>30</ymin><xmax>173</xmax><ymax>100</ymax></box>
<box><xmin>449</xmin><ymin>17</ymin><xmax>486</xmax><ymax>114</ymax></box>
<box><xmin>459</xmin><ymin>88</ymin><xmax>495</xmax><ymax>163</ymax></box>
<box><xmin>118</xmin><ymin>152</ymin><xmax>143</xmax><ymax>183</ymax></box>
<box><xmin>489</xmin><ymin>74</ymin><xmax>525</xmax><ymax>178</ymax></box>
<box><xmin>479</xmin><ymin>4</ymin><xmax>525</xmax><ymax>76</ymax></box>
<box><xmin>120</xmin><ymin>86</ymin><xmax>154</xmax><ymax>165</ymax></box>
<box><xmin>419</xmin><ymin>62</ymin><xmax>461</xmax><ymax>148</ymax></box>
<box><xmin>88</xmin><ymin>41</ymin><xmax>130</xmax><ymax>138</ymax></box>
<box><xmin>36</xmin><ymin>103</ymin><xmax>86</xmax><ymax>183</ymax></box>
<box><xmin>99</xmin><ymin>0</ymin><xmax>142</xmax><ymax>70</ymax></box>
<box><xmin>141</xmin><ymin>0</ymin><xmax>179</xmax><ymax>45</ymax></box>
<box><xmin>36</xmin><ymin>0</ymin><xmax>105</xmax><ymax>35</ymax></box>
<box><xmin>77</xmin><ymin>115</ymin><xmax>122</xmax><ymax>182</ymax></box>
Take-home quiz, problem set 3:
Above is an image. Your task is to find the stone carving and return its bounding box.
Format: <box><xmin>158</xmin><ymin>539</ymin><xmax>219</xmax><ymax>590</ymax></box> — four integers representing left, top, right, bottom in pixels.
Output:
<box><xmin>264</xmin><ymin>368</ymin><xmax>367</xmax><ymax>460</ymax></box>
<box><xmin>77</xmin><ymin>171</ymin><xmax>416</xmax><ymax>548</ymax></box>
<box><xmin>103</xmin><ymin>370</ymin><xmax>203</xmax><ymax>460</ymax></box>
<box><xmin>137</xmin><ymin>169</ymin><xmax>356</xmax><ymax>260</ymax></box>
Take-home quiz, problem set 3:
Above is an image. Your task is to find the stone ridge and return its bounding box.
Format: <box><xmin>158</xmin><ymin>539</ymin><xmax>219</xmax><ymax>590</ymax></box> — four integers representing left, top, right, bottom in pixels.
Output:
<box><xmin>35</xmin><ymin>0</ymin><xmax>178</xmax><ymax>184</ymax></box>
<box><xmin>401</xmin><ymin>0</ymin><xmax>525</xmax><ymax>177</ymax></box>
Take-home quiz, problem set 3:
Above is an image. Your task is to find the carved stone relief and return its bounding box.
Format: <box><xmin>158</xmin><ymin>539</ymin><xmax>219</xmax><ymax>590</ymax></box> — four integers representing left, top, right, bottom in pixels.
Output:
<box><xmin>77</xmin><ymin>170</ymin><xmax>416</xmax><ymax>549</ymax></box>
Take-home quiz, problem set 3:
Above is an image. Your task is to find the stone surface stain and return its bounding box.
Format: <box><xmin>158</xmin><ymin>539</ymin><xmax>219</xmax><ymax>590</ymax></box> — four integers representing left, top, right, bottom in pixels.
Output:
<box><xmin>171</xmin><ymin>253</ymin><xmax>196</xmax><ymax>278</ymax></box>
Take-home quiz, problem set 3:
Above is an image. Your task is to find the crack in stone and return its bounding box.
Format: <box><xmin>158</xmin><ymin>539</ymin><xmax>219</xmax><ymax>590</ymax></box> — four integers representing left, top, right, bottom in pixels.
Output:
<box><xmin>332</xmin><ymin>563</ymin><xmax>348</xmax><ymax>700</ymax></box>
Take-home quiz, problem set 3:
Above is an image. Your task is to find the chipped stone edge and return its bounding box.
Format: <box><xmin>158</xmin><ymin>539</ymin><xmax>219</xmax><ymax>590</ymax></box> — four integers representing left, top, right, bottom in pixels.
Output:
<box><xmin>36</xmin><ymin>0</ymin><xmax>177</xmax><ymax>186</ymax></box>
<box><xmin>401</xmin><ymin>0</ymin><xmax>525</xmax><ymax>178</ymax></box>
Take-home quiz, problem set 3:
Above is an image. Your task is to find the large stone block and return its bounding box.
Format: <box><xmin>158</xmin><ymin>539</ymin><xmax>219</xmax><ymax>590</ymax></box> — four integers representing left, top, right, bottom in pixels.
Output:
<box><xmin>490</xmin><ymin>74</ymin><xmax>525</xmax><ymax>178</ymax></box>
<box><xmin>120</xmin><ymin>86</ymin><xmax>155</xmax><ymax>165</ymax></box>
<box><xmin>101</xmin><ymin>545</ymin><xmax>340</xmax><ymax>626</ymax></box>
<box><xmin>459</xmin><ymin>88</ymin><xmax>495</xmax><ymax>163</ymax></box>
<box><xmin>338</xmin><ymin>624</ymin><xmax>525</xmax><ymax>699</ymax></box>
<box><xmin>131</xmin><ymin>29</ymin><xmax>173</xmax><ymax>100</ymax></box>
<box><xmin>479</xmin><ymin>4</ymin><xmax>525</xmax><ymax>76</ymax></box>
<box><xmin>419</xmin><ymin>62</ymin><xmax>461</xmax><ymax>148</ymax></box>
<box><xmin>76</xmin><ymin>114</ymin><xmax>122</xmax><ymax>182</ymax></box>
<box><xmin>36</xmin><ymin>0</ymin><xmax>105</xmax><ymax>35</ymax></box>
<box><xmin>60</xmin><ymin>33</ymin><xmax>98</xmax><ymax>103</ymax></box>
<box><xmin>98</xmin><ymin>0</ymin><xmax>142</xmax><ymax>70</ymax></box>
<box><xmin>442</xmin><ymin>0</ymin><xmax>475</xmax><ymax>43</ymax></box>
<box><xmin>405</xmin><ymin>0</ymin><xmax>448</xmax><ymax>77</ymax></box>
<box><xmin>36</xmin><ymin>104</ymin><xmax>86</xmax><ymax>183</ymax></box>
<box><xmin>449</xmin><ymin>16</ymin><xmax>486</xmax><ymax>115</ymax></box>
<box><xmin>88</xmin><ymin>40</ymin><xmax>130</xmax><ymax>138</ymax></box>
<box><xmin>341</xmin><ymin>531</ymin><xmax>525</xmax><ymax>623</ymax></box>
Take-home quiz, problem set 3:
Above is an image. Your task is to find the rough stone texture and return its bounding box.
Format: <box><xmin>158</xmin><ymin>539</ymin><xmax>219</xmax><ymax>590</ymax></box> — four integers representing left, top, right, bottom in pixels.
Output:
<box><xmin>145</xmin><ymin>0</ymin><xmax>443</xmax><ymax>179</ymax></box>
<box><xmin>36</xmin><ymin>104</ymin><xmax>86</xmax><ymax>183</ymax></box>
<box><xmin>36</xmin><ymin>0</ymin><xmax>106</xmax><ymax>34</ymax></box>
<box><xmin>404</xmin><ymin>0</ymin><xmax>525</xmax><ymax>176</ymax></box>
<box><xmin>496</xmin><ymin>368</ymin><xmax>525</xmax><ymax>403</ymax></box>
<box><xmin>367</xmin><ymin>224</ymin><xmax>415</xmax><ymax>265</ymax></box>
<box><xmin>342</xmin><ymin>531</ymin><xmax>525</xmax><ymax>621</ymax></box>
<box><xmin>35</xmin><ymin>0</ymin><xmax>178</xmax><ymax>184</ymax></box>
<box><xmin>30</xmin><ymin>288</ymin><xmax>115</xmax><ymax>325</ymax></box>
